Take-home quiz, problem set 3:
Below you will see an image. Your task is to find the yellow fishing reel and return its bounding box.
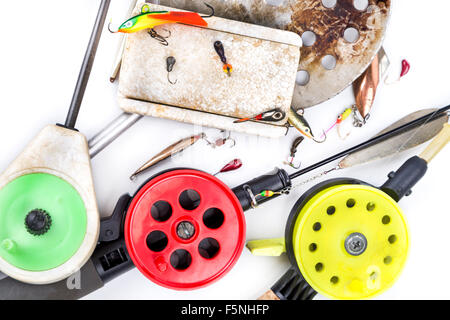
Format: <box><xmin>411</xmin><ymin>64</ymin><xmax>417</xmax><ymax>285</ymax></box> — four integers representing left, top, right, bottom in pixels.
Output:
<box><xmin>248</xmin><ymin>178</ymin><xmax>409</xmax><ymax>300</ymax></box>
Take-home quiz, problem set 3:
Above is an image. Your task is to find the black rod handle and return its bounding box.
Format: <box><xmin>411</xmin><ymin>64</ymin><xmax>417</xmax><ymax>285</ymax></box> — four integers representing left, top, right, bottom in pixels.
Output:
<box><xmin>232</xmin><ymin>168</ymin><xmax>291</xmax><ymax>211</ymax></box>
<box><xmin>264</xmin><ymin>266</ymin><xmax>317</xmax><ymax>300</ymax></box>
<box><xmin>381</xmin><ymin>156</ymin><xmax>428</xmax><ymax>202</ymax></box>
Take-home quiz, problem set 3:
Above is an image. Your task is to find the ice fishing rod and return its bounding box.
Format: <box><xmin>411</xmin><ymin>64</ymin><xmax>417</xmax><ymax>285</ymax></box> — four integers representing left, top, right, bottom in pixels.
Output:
<box><xmin>1</xmin><ymin>104</ymin><xmax>448</xmax><ymax>299</ymax></box>
<box><xmin>0</xmin><ymin>0</ymin><xmax>111</xmax><ymax>286</ymax></box>
<box><xmin>249</xmin><ymin>123</ymin><xmax>450</xmax><ymax>300</ymax></box>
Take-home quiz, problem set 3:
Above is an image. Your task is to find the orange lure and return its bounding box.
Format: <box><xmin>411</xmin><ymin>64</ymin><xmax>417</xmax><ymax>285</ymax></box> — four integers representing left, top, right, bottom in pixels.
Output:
<box><xmin>109</xmin><ymin>4</ymin><xmax>212</xmax><ymax>34</ymax></box>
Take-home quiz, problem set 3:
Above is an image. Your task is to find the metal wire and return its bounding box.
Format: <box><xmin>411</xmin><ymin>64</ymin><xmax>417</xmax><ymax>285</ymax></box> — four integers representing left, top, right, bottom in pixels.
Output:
<box><xmin>64</xmin><ymin>0</ymin><xmax>111</xmax><ymax>129</ymax></box>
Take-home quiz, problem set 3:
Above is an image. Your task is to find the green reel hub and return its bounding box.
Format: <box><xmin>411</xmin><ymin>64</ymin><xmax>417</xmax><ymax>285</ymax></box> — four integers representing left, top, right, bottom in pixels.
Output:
<box><xmin>292</xmin><ymin>184</ymin><xmax>409</xmax><ymax>300</ymax></box>
<box><xmin>0</xmin><ymin>173</ymin><xmax>87</xmax><ymax>271</ymax></box>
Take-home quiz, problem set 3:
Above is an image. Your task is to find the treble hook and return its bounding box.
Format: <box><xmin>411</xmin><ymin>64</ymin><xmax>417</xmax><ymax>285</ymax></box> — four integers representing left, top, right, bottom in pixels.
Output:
<box><xmin>148</xmin><ymin>28</ymin><xmax>171</xmax><ymax>46</ymax></box>
<box><xmin>285</xmin><ymin>157</ymin><xmax>301</xmax><ymax>169</ymax></box>
<box><xmin>222</xmin><ymin>130</ymin><xmax>236</xmax><ymax>148</ymax></box>
<box><xmin>200</xmin><ymin>3</ymin><xmax>215</xmax><ymax>18</ymax></box>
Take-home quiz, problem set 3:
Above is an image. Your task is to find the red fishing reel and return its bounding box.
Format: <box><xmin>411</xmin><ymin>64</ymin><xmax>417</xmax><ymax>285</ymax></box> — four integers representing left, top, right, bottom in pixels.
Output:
<box><xmin>124</xmin><ymin>169</ymin><xmax>246</xmax><ymax>290</ymax></box>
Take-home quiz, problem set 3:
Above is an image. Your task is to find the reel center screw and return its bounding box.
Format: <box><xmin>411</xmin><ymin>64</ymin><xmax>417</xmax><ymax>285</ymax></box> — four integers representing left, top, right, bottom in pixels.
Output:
<box><xmin>176</xmin><ymin>221</ymin><xmax>196</xmax><ymax>240</ymax></box>
<box><xmin>344</xmin><ymin>232</ymin><xmax>367</xmax><ymax>256</ymax></box>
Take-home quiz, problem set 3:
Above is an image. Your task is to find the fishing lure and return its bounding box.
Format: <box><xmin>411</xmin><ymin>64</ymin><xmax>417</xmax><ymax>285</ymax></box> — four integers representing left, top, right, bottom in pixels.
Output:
<box><xmin>166</xmin><ymin>56</ymin><xmax>177</xmax><ymax>84</ymax></box>
<box><xmin>214</xmin><ymin>41</ymin><xmax>233</xmax><ymax>76</ymax></box>
<box><xmin>400</xmin><ymin>59</ymin><xmax>410</xmax><ymax>78</ymax></box>
<box><xmin>385</xmin><ymin>59</ymin><xmax>411</xmax><ymax>85</ymax></box>
<box><xmin>109</xmin><ymin>3</ymin><xmax>214</xmax><ymax>45</ymax></box>
<box><xmin>213</xmin><ymin>159</ymin><xmax>242</xmax><ymax>176</ymax></box>
<box><xmin>130</xmin><ymin>130</ymin><xmax>236</xmax><ymax>180</ymax></box>
<box><xmin>287</xmin><ymin>108</ymin><xmax>326</xmax><ymax>143</ymax></box>
<box><xmin>234</xmin><ymin>108</ymin><xmax>286</xmax><ymax>124</ymax></box>
<box><xmin>284</xmin><ymin>136</ymin><xmax>304</xmax><ymax>169</ymax></box>
<box><xmin>130</xmin><ymin>133</ymin><xmax>206</xmax><ymax>180</ymax></box>
<box><xmin>353</xmin><ymin>52</ymin><xmax>380</xmax><ymax>124</ymax></box>
<box><xmin>352</xmin><ymin>48</ymin><xmax>390</xmax><ymax>126</ymax></box>
<box><xmin>322</xmin><ymin>108</ymin><xmax>352</xmax><ymax>137</ymax></box>
<box><xmin>320</xmin><ymin>107</ymin><xmax>353</xmax><ymax>140</ymax></box>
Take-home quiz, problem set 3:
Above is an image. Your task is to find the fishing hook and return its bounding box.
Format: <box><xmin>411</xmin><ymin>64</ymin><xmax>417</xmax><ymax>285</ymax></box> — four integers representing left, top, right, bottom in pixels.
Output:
<box><xmin>166</xmin><ymin>56</ymin><xmax>177</xmax><ymax>85</ymax></box>
<box><xmin>284</xmin><ymin>123</ymin><xmax>291</xmax><ymax>136</ymax></box>
<box><xmin>284</xmin><ymin>157</ymin><xmax>301</xmax><ymax>169</ymax></box>
<box><xmin>167</xmin><ymin>73</ymin><xmax>177</xmax><ymax>85</ymax></box>
<box><xmin>225</xmin><ymin>137</ymin><xmax>236</xmax><ymax>148</ymax></box>
<box><xmin>108</xmin><ymin>21</ymin><xmax>117</xmax><ymax>33</ymax></box>
<box><xmin>312</xmin><ymin>130</ymin><xmax>327</xmax><ymax>143</ymax></box>
<box><xmin>148</xmin><ymin>28</ymin><xmax>171</xmax><ymax>46</ymax></box>
<box><xmin>203</xmin><ymin>130</ymin><xmax>236</xmax><ymax>148</ymax></box>
<box><xmin>200</xmin><ymin>3</ymin><xmax>215</xmax><ymax>18</ymax></box>
<box><xmin>221</xmin><ymin>131</ymin><xmax>236</xmax><ymax>148</ymax></box>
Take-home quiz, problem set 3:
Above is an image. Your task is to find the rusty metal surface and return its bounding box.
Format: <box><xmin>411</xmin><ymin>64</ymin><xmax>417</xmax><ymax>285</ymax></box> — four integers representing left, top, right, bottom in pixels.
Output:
<box><xmin>150</xmin><ymin>0</ymin><xmax>390</xmax><ymax>109</ymax></box>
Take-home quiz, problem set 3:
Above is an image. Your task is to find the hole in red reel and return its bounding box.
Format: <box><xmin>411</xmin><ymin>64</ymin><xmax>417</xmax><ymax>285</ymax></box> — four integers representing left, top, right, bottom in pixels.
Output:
<box><xmin>146</xmin><ymin>230</ymin><xmax>168</xmax><ymax>252</ymax></box>
<box><xmin>179</xmin><ymin>189</ymin><xmax>201</xmax><ymax>210</ymax></box>
<box><xmin>203</xmin><ymin>208</ymin><xmax>225</xmax><ymax>229</ymax></box>
<box><xmin>170</xmin><ymin>249</ymin><xmax>192</xmax><ymax>270</ymax></box>
<box><xmin>198</xmin><ymin>238</ymin><xmax>220</xmax><ymax>259</ymax></box>
<box><xmin>151</xmin><ymin>201</ymin><xmax>172</xmax><ymax>222</ymax></box>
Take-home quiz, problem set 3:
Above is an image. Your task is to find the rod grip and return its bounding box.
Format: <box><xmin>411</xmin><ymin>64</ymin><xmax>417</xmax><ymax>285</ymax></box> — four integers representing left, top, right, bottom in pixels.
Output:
<box><xmin>268</xmin><ymin>266</ymin><xmax>317</xmax><ymax>300</ymax></box>
<box><xmin>232</xmin><ymin>168</ymin><xmax>291</xmax><ymax>211</ymax></box>
<box><xmin>381</xmin><ymin>156</ymin><xmax>427</xmax><ymax>202</ymax></box>
<box><xmin>419</xmin><ymin>123</ymin><xmax>450</xmax><ymax>163</ymax></box>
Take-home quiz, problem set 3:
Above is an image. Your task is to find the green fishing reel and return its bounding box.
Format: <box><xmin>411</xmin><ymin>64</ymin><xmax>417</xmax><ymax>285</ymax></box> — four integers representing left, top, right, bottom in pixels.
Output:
<box><xmin>248</xmin><ymin>178</ymin><xmax>409</xmax><ymax>300</ymax></box>
<box><xmin>0</xmin><ymin>173</ymin><xmax>87</xmax><ymax>269</ymax></box>
<box><xmin>0</xmin><ymin>125</ymin><xmax>99</xmax><ymax>285</ymax></box>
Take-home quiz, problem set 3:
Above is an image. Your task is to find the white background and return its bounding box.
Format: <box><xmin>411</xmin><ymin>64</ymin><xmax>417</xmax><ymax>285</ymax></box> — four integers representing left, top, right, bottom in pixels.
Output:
<box><xmin>0</xmin><ymin>0</ymin><xmax>449</xmax><ymax>300</ymax></box>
